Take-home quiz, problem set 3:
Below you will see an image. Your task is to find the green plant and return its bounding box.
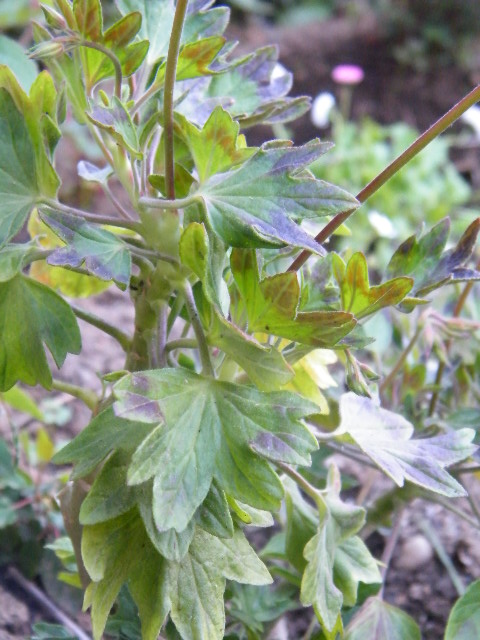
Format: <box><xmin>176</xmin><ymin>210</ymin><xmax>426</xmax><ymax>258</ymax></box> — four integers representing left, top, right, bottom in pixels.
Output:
<box><xmin>1</xmin><ymin>1</ymin><xmax>480</xmax><ymax>638</ymax></box>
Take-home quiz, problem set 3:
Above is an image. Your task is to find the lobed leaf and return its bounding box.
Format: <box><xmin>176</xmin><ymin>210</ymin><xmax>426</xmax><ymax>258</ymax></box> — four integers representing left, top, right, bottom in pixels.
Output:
<box><xmin>387</xmin><ymin>218</ymin><xmax>480</xmax><ymax>304</ymax></box>
<box><xmin>40</xmin><ymin>208</ymin><xmax>132</xmax><ymax>288</ymax></box>
<box><xmin>113</xmin><ymin>368</ymin><xmax>318</xmax><ymax>531</ymax></box>
<box><xmin>336</xmin><ymin>393</ymin><xmax>476</xmax><ymax>497</ymax></box>
<box><xmin>333</xmin><ymin>252</ymin><xmax>413</xmax><ymax>319</ymax></box>
<box><xmin>345</xmin><ymin>598</ymin><xmax>421</xmax><ymax>640</ymax></box>
<box><xmin>0</xmin><ymin>275</ymin><xmax>81</xmax><ymax>391</ymax></box>
<box><xmin>445</xmin><ymin>579</ymin><xmax>480</xmax><ymax>640</ymax></box>
<box><xmin>196</xmin><ymin>140</ymin><xmax>358</xmax><ymax>252</ymax></box>
<box><xmin>231</xmin><ymin>249</ymin><xmax>356</xmax><ymax>348</ymax></box>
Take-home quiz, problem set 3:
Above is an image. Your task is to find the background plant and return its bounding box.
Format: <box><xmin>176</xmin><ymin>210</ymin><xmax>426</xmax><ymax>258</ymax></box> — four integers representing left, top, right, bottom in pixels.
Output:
<box><xmin>0</xmin><ymin>1</ymin><xmax>480</xmax><ymax>639</ymax></box>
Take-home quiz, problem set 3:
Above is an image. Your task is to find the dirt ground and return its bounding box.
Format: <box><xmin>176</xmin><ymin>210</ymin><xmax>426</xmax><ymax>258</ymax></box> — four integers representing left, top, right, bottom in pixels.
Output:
<box><xmin>2</xmin><ymin>11</ymin><xmax>480</xmax><ymax>640</ymax></box>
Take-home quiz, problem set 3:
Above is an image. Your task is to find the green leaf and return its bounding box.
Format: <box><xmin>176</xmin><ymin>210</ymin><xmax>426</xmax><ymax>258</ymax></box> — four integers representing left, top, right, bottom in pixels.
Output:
<box><xmin>82</xmin><ymin>508</ymin><xmax>269</xmax><ymax>640</ymax></box>
<box><xmin>207</xmin><ymin>45</ymin><xmax>309</xmax><ymax>127</ymax></box>
<box><xmin>87</xmin><ymin>97</ymin><xmax>141</xmax><ymax>158</ymax></box>
<box><xmin>31</xmin><ymin>622</ymin><xmax>78</xmax><ymax>640</ymax></box>
<box><xmin>176</xmin><ymin>106</ymin><xmax>256</xmax><ymax>183</ymax></box>
<box><xmin>196</xmin><ymin>140</ymin><xmax>358</xmax><ymax>252</ymax></box>
<box><xmin>116</xmin><ymin>0</ymin><xmax>174</xmax><ymax>64</ymax></box>
<box><xmin>155</xmin><ymin>36</ymin><xmax>226</xmax><ymax>86</ymax></box>
<box><xmin>40</xmin><ymin>209</ymin><xmax>132</xmax><ymax>288</ymax></box>
<box><xmin>209</xmin><ymin>313</ymin><xmax>295</xmax><ymax>391</ymax></box>
<box><xmin>195</xmin><ymin>480</ymin><xmax>233</xmax><ymax>538</ymax></box>
<box><xmin>0</xmin><ymin>35</ymin><xmax>37</xmax><ymax>91</ymax></box>
<box><xmin>0</xmin><ymin>275</ymin><xmax>81</xmax><ymax>391</ymax></box>
<box><xmin>79</xmin><ymin>451</ymin><xmax>137</xmax><ymax>525</ymax></box>
<box><xmin>336</xmin><ymin>392</ymin><xmax>476</xmax><ymax>497</ymax></box>
<box><xmin>387</xmin><ymin>218</ymin><xmax>480</xmax><ymax>301</ymax></box>
<box><xmin>344</xmin><ymin>597</ymin><xmax>421</xmax><ymax>640</ymax></box>
<box><xmin>52</xmin><ymin>406</ymin><xmax>153</xmax><ymax>479</ymax></box>
<box><xmin>231</xmin><ymin>249</ymin><xmax>356</xmax><ymax>348</ymax></box>
<box><xmin>300</xmin><ymin>466</ymin><xmax>366</xmax><ymax>633</ymax></box>
<box><xmin>0</xmin><ymin>242</ymin><xmax>35</xmax><ymax>282</ymax></box>
<box><xmin>445</xmin><ymin>579</ymin><xmax>480</xmax><ymax>639</ymax></box>
<box><xmin>170</xmin><ymin>528</ymin><xmax>271</xmax><ymax>640</ymax></box>
<box><xmin>0</xmin><ymin>87</ymin><xmax>46</xmax><ymax>247</ymax></box>
<box><xmin>333</xmin><ymin>252</ymin><xmax>412</xmax><ymax>319</ymax></box>
<box><xmin>333</xmin><ymin>537</ymin><xmax>381</xmax><ymax>607</ymax></box>
<box><xmin>113</xmin><ymin>369</ymin><xmax>318</xmax><ymax>531</ymax></box>
<box><xmin>179</xmin><ymin>222</ymin><xmax>229</xmax><ymax>314</ymax></box>
<box><xmin>0</xmin><ymin>385</ymin><xmax>43</xmax><ymax>419</ymax></box>
<box><xmin>73</xmin><ymin>0</ymin><xmax>103</xmax><ymax>40</ymax></box>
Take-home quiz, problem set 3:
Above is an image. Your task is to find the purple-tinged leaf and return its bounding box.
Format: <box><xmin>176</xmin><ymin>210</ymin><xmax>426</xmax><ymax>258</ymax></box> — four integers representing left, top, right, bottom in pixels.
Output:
<box><xmin>345</xmin><ymin>597</ymin><xmax>421</xmax><ymax>640</ymax></box>
<box><xmin>73</xmin><ymin>0</ymin><xmax>103</xmax><ymax>41</ymax></box>
<box><xmin>196</xmin><ymin>140</ymin><xmax>358</xmax><ymax>252</ymax></box>
<box><xmin>113</xmin><ymin>369</ymin><xmax>318</xmax><ymax>531</ymax></box>
<box><xmin>40</xmin><ymin>209</ymin><xmax>132</xmax><ymax>289</ymax></box>
<box><xmin>337</xmin><ymin>393</ymin><xmax>476</xmax><ymax>497</ymax></box>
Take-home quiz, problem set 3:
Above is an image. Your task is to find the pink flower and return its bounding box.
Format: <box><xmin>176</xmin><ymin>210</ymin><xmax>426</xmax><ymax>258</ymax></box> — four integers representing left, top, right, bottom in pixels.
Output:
<box><xmin>331</xmin><ymin>64</ymin><xmax>364</xmax><ymax>85</ymax></box>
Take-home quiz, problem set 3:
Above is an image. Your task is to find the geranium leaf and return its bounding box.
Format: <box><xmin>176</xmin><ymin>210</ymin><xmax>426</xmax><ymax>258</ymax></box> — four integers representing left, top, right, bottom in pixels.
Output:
<box><xmin>0</xmin><ymin>34</ymin><xmax>37</xmax><ymax>92</ymax></box>
<box><xmin>0</xmin><ymin>275</ymin><xmax>80</xmax><ymax>391</ymax></box>
<box><xmin>209</xmin><ymin>313</ymin><xmax>295</xmax><ymax>391</ymax></box>
<box><xmin>207</xmin><ymin>45</ymin><xmax>309</xmax><ymax>126</ymax></box>
<box><xmin>337</xmin><ymin>393</ymin><xmax>476</xmax><ymax>497</ymax></box>
<box><xmin>333</xmin><ymin>252</ymin><xmax>413</xmax><ymax>319</ymax></box>
<box><xmin>196</xmin><ymin>140</ymin><xmax>358</xmax><ymax>252</ymax></box>
<box><xmin>445</xmin><ymin>579</ymin><xmax>480</xmax><ymax>640</ymax></box>
<box><xmin>79</xmin><ymin>451</ymin><xmax>137</xmax><ymax>525</ymax></box>
<box><xmin>176</xmin><ymin>106</ymin><xmax>256</xmax><ymax>182</ymax></box>
<box><xmin>231</xmin><ymin>249</ymin><xmax>356</xmax><ymax>348</ymax></box>
<box><xmin>52</xmin><ymin>406</ymin><xmax>153</xmax><ymax>479</ymax></box>
<box><xmin>334</xmin><ymin>537</ymin><xmax>382</xmax><ymax>607</ymax></box>
<box><xmin>87</xmin><ymin>97</ymin><xmax>141</xmax><ymax>158</ymax></box>
<box><xmin>387</xmin><ymin>218</ymin><xmax>480</xmax><ymax>302</ymax></box>
<box><xmin>0</xmin><ymin>242</ymin><xmax>35</xmax><ymax>281</ymax></box>
<box><xmin>300</xmin><ymin>466</ymin><xmax>366</xmax><ymax>633</ymax></box>
<box><xmin>113</xmin><ymin>369</ymin><xmax>318</xmax><ymax>531</ymax></box>
<box><xmin>195</xmin><ymin>481</ymin><xmax>233</xmax><ymax>538</ymax></box>
<box><xmin>39</xmin><ymin>209</ymin><xmax>132</xmax><ymax>288</ymax></box>
<box><xmin>345</xmin><ymin>598</ymin><xmax>421</xmax><ymax>640</ymax></box>
<box><xmin>0</xmin><ymin>87</ymin><xmax>49</xmax><ymax>247</ymax></box>
<box><xmin>155</xmin><ymin>36</ymin><xmax>226</xmax><ymax>86</ymax></box>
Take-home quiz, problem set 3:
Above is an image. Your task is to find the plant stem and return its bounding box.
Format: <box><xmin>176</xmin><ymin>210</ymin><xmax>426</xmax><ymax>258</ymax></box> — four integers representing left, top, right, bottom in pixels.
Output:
<box><xmin>182</xmin><ymin>281</ymin><xmax>215</xmax><ymax>377</ymax></box>
<box><xmin>166</xmin><ymin>338</ymin><xmax>198</xmax><ymax>351</ymax></box>
<box><xmin>80</xmin><ymin>40</ymin><xmax>122</xmax><ymax>98</ymax></box>
<box><xmin>139</xmin><ymin>194</ymin><xmax>199</xmax><ymax>210</ymax></box>
<box><xmin>104</xmin><ymin>183</ymin><xmax>136</xmax><ymax>220</ymax></box>
<box><xmin>7</xmin><ymin>567</ymin><xmax>92</xmax><ymax>640</ymax></box>
<box><xmin>379</xmin><ymin>509</ymin><xmax>404</xmax><ymax>597</ymax></box>
<box><xmin>289</xmin><ymin>82</ymin><xmax>480</xmax><ymax>272</ymax></box>
<box><xmin>379</xmin><ymin>325</ymin><xmax>423</xmax><ymax>395</ymax></box>
<box><xmin>419</xmin><ymin>519</ymin><xmax>465</xmax><ymax>596</ymax></box>
<box><xmin>428</xmin><ymin>262</ymin><xmax>479</xmax><ymax>415</ymax></box>
<box><xmin>41</xmin><ymin>199</ymin><xmax>140</xmax><ymax>231</ymax></box>
<box><xmin>71</xmin><ymin>304</ymin><xmax>132</xmax><ymax>351</ymax></box>
<box><xmin>276</xmin><ymin>460</ymin><xmax>326</xmax><ymax>512</ymax></box>
<box><xmin>51</xmin><ymin>378</ymin><xmax>98</xmax><ymax>411</ymax></box>
<box><xmin>164</xmin><ymin>0</ymin><xmax>189</xmax><ymax>199</ymax></box>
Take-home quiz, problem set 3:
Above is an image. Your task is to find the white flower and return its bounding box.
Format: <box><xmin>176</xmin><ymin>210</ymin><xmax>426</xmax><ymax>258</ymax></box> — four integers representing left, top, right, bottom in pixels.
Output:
<box><xmin>311</xmin><ymin>92</ymin><xmax>335</xmax><ymax>128</ymax></box>
<box><xmin>461</xmin><ymin>105</ymin><xmax>480</xmax><ymax>140</ymax></box>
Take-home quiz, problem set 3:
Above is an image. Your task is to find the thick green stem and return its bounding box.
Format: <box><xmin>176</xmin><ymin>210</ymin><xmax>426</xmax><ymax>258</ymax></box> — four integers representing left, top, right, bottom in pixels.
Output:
<box><xmin>183</xmin><ymin>281</ymin><xmax>215</xmax><ymax>377</ymax></box>
<box><xmin>51</xmin><ymin>378</ymin><xmax>98</xmax><ymax>411</ymax></box>
<box><xmin>139</xmin><ymin>194</ymin><xmax>199</xmax><ymax>211</ymax></box>
<box><xmin>80</xmin><ymin>40</ymin><xmax>122</xmax><ymax>98</ymax></box>
<box><xmin>289</xmin><ymin>83</ymin><xmax>480</xmax><ymax>272</ymax></box>
<box><xmin>71</xmin><ymin>304</ymin><xmax>132</xmax><ymax>352</ymax></box>
<box><xmin>166</xmin><ymin>338</ymin><xmax>198</xmax><ymax>351</ymax></box>
<box><xmin>164</xmin><ymin>0</ymin><xmax>189</xmax><ymax>199</ymax></box>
